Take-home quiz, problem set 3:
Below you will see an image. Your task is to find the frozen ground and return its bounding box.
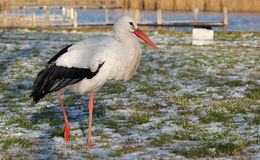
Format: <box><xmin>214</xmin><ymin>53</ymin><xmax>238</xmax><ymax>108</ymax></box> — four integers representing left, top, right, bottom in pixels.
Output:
<box><xmin>0</xmin><ymin>29</ymin><xmax>259</xmax><ymax>159</ymax></box>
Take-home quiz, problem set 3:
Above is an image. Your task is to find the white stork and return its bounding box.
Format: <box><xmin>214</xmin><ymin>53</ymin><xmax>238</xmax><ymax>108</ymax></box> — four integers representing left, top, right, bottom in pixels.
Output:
<box><xmin>30</xmin><ymin>16</ymin><xmax>158</xmax><ymax>146</ymax></box>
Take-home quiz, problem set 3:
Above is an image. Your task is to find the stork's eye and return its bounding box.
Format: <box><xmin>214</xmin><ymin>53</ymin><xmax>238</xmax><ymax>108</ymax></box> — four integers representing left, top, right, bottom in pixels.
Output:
<box><xmin>129</xmin><ymin>22</ymin><xmax>134</xmax><ymax>28</ymax></box>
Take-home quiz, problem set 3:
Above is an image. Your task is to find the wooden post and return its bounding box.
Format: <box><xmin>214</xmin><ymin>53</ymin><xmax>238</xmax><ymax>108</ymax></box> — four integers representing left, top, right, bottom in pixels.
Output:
<box><xmin>45</xmin><ymin>8</ymin><xmax>50</xmax><ymax>19</ymax></box>
<box><xmin>70</xmin><ymin>8</ymin><xmax>74</xmax><ymax>20</ymax></box>
<box><xmin>156</xmin><ymin>9</ymin><xmax>162</xmax><ymax>24</ymax></box>
<box><xmin>193</xmin><ymin>8</ymin><xmax>199</xmax><ymax>21</ymax></box>
<box><xmin>62</xmin><ymin>7</ymin><xmax>66</xmax><ymax>16</ymax></box>
<box><xmin>3</xmin><ymin>10</ymin><xmax>8</xmax><ymax>26</ymax></box>
<box><xmin>223</xmin><ymin>7</ymin><xmax>228</xmax><ymax>26</ymax></box>
<box><xmin>73</xmin><ymin>11</ymin><xmax>78</xmax><ymax>28</ymax></box>
<box><xmin>134</xmin><ymin>9</ymin><xmax>140</xmax><ymax>23</ymax></box>
<box><xmin>66</xmin><ymin>7</ymin><xmax>70</xmax><ymax>17</ymax></box>
<box><xmin>44</xmin><ymin>8</ymin><xmax>50</xmax><ymax>25</ymax></box>
<box><xmin>61</xmin><ymin>7</ymin><xmax>66</xmax><ymax>21</ymax></box>
<box><xmin>104</xmin><ymin>9</ymin><xmax>109</xmax><ymax>24</ymax></box>
<box><xmin>32</xmin><ymin>12</ymin><xmax>36</xmax><ymax>27</ymax></box>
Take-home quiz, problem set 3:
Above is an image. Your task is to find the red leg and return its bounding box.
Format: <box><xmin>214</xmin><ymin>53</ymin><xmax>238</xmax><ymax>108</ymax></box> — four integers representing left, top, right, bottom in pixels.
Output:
<box><xmin>56</xmin><ymin>91</ymin><xmax>70</xmax><ymax>143</ymax></box>
<box><xmin>86</xmin><ymin>92</ymin><xmax>95</xmax><ymax>146</ymax></box>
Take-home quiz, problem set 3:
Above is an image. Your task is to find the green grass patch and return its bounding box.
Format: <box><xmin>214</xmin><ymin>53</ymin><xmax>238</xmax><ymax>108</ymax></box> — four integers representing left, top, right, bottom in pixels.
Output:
<box><xmin>18</xmin><ymin>92</ymin><xmax>32</xmax><ymax>102</ymax></box>
<box><xmin>82</xmin><ymin>154</ymin><xmax>100</xmax><ymax>159</ymax></box>
<box><xmin>223</xmin><ymin>79</ymin><xmax>244</xmax><ymax>87</ymax></box>
<box><xmin>128</xmin><ymin>112</ymin><xmax>151</xmax><ymax>125</ymax></box>
<box><xmin>166</xmin><ymin>95</ymin><xmax>190</xmax><ymax>106</ymax></box>
<box><xmin>171</xmin><ymin>146</ymin><xmax>211</xmax><ymax>158</ymax></box>
<box><xmin>149</xmin><ymin>133</ymin><xmax>176</xmax><ymax>147</ymax></box>
<box><xmin>103</xmin><ymin>81</ymin><xmax>126</xmax><ymax>94</ymax></box>
<box><xmin>66</xmin><ymin>143</ymin><xmax>85</xmax><ymax>150</ymax></box>
<box><xmin>245</xmin><ymin>88</ymin><xmax>260</xmax><ymax>99</ymax></box>
<box><xmin>149</xmin><ymin>119</ymin><xmax>167</xmax><ymax>130</ymax></box>
<box><xmin>0</xmin><ymin>137</ymin><xmax>33</xmax><ymax>149</ymax></box>
<box><xmin>102</xmin><ymin>118</ymin><xmax>120</xmax><ymax>129</ymax></box>
<box><xmin>6</xmin><ymin>117</ymin><xmax>41</xmax><ymax>130</ymax></box>
<box><xmin>93</xmin><ymin>129</ymin><xmax>111</xmax><ymax>142</ymax></box>
<box><xmin>170</xmin><ymin>141</ymin><xmax>247</xmax><ymax>158</ymax></box>
<box><xmin>250</xmin><ymin>114</ymin><xmax>260</xmax><ymax>125</ymax></box>
<box><xmin>206</xmin><ymin>141</ymin><xmax>246</xmax><ymax>154</ymax></box>
<box><xmin>198</xmin><ymin>98</ymin><xmax>256</xmax><ymax>124</ymax></box>
<box><xmin>168</xmin><ymin>129</ymin><xmax>249</xmax><ymax>158</ymax></box>
<box><xmin>212</xmin><ymin>98</ymin><xmax>255</xmax><ymax>114</ymax></box>
<box><xmin>172</xmin><ymin>140</ymin><xmax>251</xmax><ymax>158</ymax></box>
<box><xmin>49</xmin><ymin>127</ymin><xmax>64</xmax><ymax>138</ymax></box>
<box><xmin>108</xmin><ymin>145</ymin><xmax>143</xmax><ymax>157</ymax></box>
<box><xmin>136</xmin><ymin>85</ymin><xmax>161</xmax><ymax>94</ymax></box>
<box><xmin>199</xmin><ymin>110</ymin><xmax>232</xmax><ymax>123</ymax></box>
<box><xmin>131</xmin><ymin>103</ymin><xmax>166</xmax><ymax>116</ymax></box>
<box><xmin>176</xmin><ymin>71</ymin><xmax>193</xmax><ymax>79</ymax></box>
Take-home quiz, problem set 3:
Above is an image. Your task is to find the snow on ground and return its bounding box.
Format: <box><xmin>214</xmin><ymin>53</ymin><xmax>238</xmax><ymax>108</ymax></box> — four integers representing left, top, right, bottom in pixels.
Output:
<box><xmin>0</xmin><ymin>29</ymin><xmax>259</xmax><ymax>159</ymax></box>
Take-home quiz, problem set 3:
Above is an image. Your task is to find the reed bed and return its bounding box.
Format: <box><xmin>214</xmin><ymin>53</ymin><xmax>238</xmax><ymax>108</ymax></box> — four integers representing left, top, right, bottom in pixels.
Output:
<box><xmin>1</xmin><ymin>0</ymin><xmax>259</xmax><ymax>12</ymax></box>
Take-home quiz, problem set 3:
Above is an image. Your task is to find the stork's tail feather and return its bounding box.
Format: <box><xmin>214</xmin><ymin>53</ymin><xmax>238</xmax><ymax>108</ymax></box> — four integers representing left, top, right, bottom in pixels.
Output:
<box><xmin>30</xmin><ymin>61</ymin><xmax>105</xmax><ymax>103</ymax></box>
<box><xmin>30</xmin><ymin>92</ymin><xmax>47</xmax><ymax>103</ymax></box>
<box><xmin>30</xmin><ymin>68</ymin><xmax>50</xmax><ymax>103</ymax></box>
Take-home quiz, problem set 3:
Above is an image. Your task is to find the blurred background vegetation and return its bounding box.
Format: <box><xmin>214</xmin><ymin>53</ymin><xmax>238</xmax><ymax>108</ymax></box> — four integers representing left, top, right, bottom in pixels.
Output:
<box><xmin>1</xmin><ymin>0</ymin><xmax>260</xmax><ymax>12</ymax></box>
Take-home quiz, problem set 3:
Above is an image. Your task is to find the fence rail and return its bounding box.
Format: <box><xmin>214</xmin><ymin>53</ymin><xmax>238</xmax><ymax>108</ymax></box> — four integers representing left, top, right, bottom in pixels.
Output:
<box><xmin>0</xmin><ymin>6</ymin><xmax>228</xmax><ymax>29</ymax></box>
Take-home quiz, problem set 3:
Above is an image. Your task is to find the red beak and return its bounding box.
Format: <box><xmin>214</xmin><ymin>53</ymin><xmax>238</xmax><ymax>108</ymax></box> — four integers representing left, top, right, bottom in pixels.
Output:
<box><xmin>133</xmin><ymin>28</ymin><xmax>159</xmax><ymax>49</ymax></box>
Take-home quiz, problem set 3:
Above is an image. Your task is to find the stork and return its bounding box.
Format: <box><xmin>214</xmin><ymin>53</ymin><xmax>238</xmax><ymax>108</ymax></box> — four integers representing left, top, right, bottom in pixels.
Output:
<box><xmin>30</xmin><ymin>16</ymin><xmax>158</xmax><ymax>146</ymax></box>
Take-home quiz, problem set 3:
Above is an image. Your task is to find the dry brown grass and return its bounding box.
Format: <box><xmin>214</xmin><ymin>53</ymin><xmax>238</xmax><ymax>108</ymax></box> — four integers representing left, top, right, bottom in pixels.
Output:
<box><xmin>0</xmin><ymin>0</ymin><xmax>10</xmax><ymax>11</ymax></box>
<box><xmin>143</xmin><ymin>0</ymin><xmax>156</xmax><ymax>10</ymax></box>
<box><xmin>7</xmin><ymin>0</ymin><xmax>116</xmax><ymax>5</ymax></box>
<box><xmin>2</xmin><ymin>0</ymin><xmax>260</xmax><ymax>12</ymax></box>
<box><xmin>157</xmin><ymin>0</ymin><xmax>175</xmax><ymax>11</ymax></box>
<box><xmin>0</xmin><ymin>15</ymin><xmax>28</xmax><ymax>26</ymax></box>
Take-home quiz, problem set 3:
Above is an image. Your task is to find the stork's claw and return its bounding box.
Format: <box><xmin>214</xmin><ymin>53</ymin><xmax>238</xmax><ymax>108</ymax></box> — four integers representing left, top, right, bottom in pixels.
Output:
<box><xmin>64</xmin><ymin>125</ymin><xmax>70</xmax><ymax>142</ymax></box>
<box><xmin>86</xmin><ymin>142</ymin><xmax>93</xmax><ymax>146</ymax></box>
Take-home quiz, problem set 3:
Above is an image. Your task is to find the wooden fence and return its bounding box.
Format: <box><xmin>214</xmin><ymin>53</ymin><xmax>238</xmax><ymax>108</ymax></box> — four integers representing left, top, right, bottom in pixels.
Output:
<box><xmin>0</xmin><ymin>6</ymin><xmax>228</xmax><ymax>28</ymax></box>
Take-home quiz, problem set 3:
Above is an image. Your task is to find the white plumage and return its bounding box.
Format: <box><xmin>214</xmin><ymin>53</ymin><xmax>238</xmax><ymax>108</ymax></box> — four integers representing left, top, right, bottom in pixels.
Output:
<box><xmin>55</xmin><ymin>17</ymin><xmax>143</xmax><ymax>93</ymax></box>
<box><xmin>30</xmin><ymin>15</ymin><xmax>158</xmax><ymax>146</ymax></box>
<box><xmin>56</xmin><ymin>35</ymin><xmax>141</xmax><ymax>93</ymax></box>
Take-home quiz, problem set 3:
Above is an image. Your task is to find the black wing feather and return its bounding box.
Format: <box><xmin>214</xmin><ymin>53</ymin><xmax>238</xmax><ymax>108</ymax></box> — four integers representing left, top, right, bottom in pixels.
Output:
<box><xmin>30</xmin><ymin>62</ymin><xmax>104</xmax><ymax>103</ymax></box>
<box><xmin>47</xmin><ymin>44</ymin><xmax>73</xmax><ymax>65</ymax></box>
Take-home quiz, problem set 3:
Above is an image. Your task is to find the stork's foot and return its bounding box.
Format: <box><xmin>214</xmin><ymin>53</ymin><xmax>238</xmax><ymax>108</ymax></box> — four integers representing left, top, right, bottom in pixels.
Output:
<box><xmin>86</xmin><ymin>142</ymin><xmax>93</xmax><ymax>146</ymax></box>
<box><xmin>86</xmin><ymin>130</ymin><xmax>93</xmax><ymax>146</ymax></box>
<box><xmin>63</xmin><ymin>125</ymin><xmax>70</xmax><ymax>142</ymax></box>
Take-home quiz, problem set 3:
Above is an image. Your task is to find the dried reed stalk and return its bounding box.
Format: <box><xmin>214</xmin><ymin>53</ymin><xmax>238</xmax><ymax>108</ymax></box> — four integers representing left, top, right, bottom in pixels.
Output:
<box><xmin>4</xmin><ymin>0</ymin><xmax>260</xmax><ymax>12</ymax></box>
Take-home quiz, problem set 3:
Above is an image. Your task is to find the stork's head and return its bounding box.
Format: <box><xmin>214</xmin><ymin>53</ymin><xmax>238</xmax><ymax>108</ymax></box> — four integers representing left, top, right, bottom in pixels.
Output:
<box><xmin>114</xmin><ymin>16</ymin><xmax>158</xmax><ymax>49</ymax></box>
